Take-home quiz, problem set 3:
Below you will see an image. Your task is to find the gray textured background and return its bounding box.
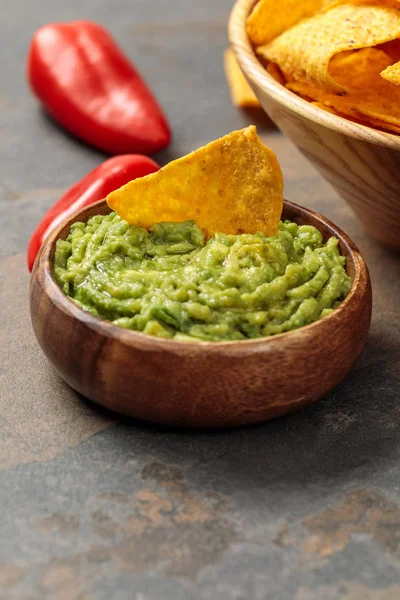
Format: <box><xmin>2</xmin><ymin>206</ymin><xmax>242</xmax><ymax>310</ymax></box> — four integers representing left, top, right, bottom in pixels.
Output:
<box><xmin>1</xmin><ymin>1</ymin><xmax>400</xmax><ymax>598</ymax></box>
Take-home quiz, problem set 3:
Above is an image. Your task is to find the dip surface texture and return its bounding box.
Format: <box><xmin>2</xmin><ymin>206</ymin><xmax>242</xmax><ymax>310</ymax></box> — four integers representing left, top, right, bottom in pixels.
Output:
<box><xmin>54</xmin><ymin>213</ymin><xmax>351</xmax><ymax>342</ymax></box>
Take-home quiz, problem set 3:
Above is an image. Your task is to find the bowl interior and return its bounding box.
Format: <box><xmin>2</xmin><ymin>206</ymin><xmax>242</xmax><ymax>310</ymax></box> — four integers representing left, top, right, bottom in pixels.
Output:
<box><xmin>49</xmin><ymin>198</ymin><xmax>358</xmax><ymax>286</ymax></box>
<box><xmin>229</xmin><ymin>0</ymin><xmax>400</xmax><ymax>150</ymax></box>
<box><xmin>33</xmin><ymin>197</ymin><xmax>370</xmax><ymax>351</ymax></box>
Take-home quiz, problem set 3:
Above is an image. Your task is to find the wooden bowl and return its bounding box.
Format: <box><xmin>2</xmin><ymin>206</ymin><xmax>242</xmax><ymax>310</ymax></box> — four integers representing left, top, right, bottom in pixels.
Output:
<box><xmin>30</xmin><ymin>199</ymin><xmax>372</xmax><ymax>429</ymax></box>
<box><xmin>229</xmin><ymin>0</ymin><xmax>400</xmax><ymax>251</ymax></box>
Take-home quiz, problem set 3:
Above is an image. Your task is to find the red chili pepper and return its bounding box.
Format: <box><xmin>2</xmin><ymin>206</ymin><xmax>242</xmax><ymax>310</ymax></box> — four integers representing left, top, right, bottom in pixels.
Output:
<box><xmin>28</xmin><ymin>21</ymin><xmax>171</xmax><ymax>155</ymax></box>
<box><xmin>27</xmin><ymin>154</ymin><xmax>159</xmax><ymax>271</ymax></box>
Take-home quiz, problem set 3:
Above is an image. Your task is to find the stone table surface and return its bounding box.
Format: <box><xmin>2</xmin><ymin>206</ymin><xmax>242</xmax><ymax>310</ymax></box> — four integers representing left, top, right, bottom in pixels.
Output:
<box><xmin>1</xmin><ymin>0</ymin><xmax>400</xmax><ymax>598</ymax></box>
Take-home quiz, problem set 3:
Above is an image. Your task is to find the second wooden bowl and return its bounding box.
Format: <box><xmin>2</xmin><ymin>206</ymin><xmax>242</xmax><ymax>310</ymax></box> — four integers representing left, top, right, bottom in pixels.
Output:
<box><xmin>30</xmin><ymin>200</ymin><xmax>372</xmax><ymax>428</ymax></box>
<box><xmin>229</xmin><ymin>0</ymin><xmax>400</xmax><ymax>251</ymax></box>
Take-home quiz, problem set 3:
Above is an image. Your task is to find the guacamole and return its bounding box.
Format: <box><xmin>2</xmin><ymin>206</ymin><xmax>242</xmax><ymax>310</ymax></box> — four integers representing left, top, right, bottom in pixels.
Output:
<box><xmin>54</xmin><ymin>212</ymin><xmax>351</xmax><ymax>342</ymax></box>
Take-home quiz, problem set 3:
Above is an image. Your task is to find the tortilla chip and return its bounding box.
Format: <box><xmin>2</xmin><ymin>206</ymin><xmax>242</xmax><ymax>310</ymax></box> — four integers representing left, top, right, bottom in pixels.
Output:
<box><xmin>323</xmin><ymin>0</ymin><xmax>400</xmax><ymax>10</ymax></box>
<box><xmin>258</xmin><ymin>4</ymin><xmax>400</xmax><ymax>92</ymax></box>
<box><xmin>266</xmin><ymin>62</ymin><xmax>287</xmax><ymax>85</ymax></box>
<box><xmin>377</xmin><ymin>39</ymin><xmax>400</xmax><ymax>85</ymax></box>
<box><xmin>364</xmin><ymin>117</ymin><xmax>400</xmax><ymax>134</ymax></box>
<box><xmin>311</xmin><ymin>102</ymin><xmax>340</xmax><ymax>115</ymax></box>
<box><xmin>224</xmin><ymin>49</ymin><xmax>260</xmax><ymax>109</ymax></box>
<box><xmin>286</xmin><ymin>48</ymin><xmax>400</xmax><ymax>132</ymax></box>
<box><xmin>247</xmin><ymin>0</ymin><xmax>324</xmax><ymax>47</ymax></box>
<box><xmin>311</xmin><ymin>99</ymin><xmax>360</xmax><ymax>120</ymax></box>
<box><xmin>312</xmin><ymin>100</ymin><xmax>400</xmax><ymax>134</ymax></box>
<box><xmin>381</xmin><ymin>61</ymin><xmax>400</xmax><ymax>85</ymax></box>
<box><xmin>107</xmin><ymin>127</ymin><xmax>284</xmax><ymax>237</ymax></box>
<box><xmin>310</xmin><ymin>103</ymin><xmax>381</xmax><ymax>131</ymax></box>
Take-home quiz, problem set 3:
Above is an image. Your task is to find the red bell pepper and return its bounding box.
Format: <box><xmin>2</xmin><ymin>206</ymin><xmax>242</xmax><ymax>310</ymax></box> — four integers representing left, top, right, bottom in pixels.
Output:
<box><xmin>28</xmin><ymin>21</ymin><xmax>171</xmax><ymax>155</ymax></box>
<box><xmin>27</xmin><ymin>154</ymin><xmax>159</xmax><ymax>271</ymax></box>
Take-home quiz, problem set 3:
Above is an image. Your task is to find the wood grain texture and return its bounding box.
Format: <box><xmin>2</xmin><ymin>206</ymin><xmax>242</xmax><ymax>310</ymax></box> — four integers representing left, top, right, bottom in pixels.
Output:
<box><xmin>229</xmin><ymin>0</ymin><xmax>400</xmax><ymax>251</ymax></box>
<box><xmin>29</xmin><ymin>199</ymin><xmax>372</xmax><ymax>428</ymax></box>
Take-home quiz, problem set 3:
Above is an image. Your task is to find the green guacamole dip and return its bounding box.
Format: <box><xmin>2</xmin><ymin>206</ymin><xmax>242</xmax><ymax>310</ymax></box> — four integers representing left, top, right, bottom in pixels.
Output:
<box><xmin>54</xmin><ymin>212</ymin><xmax>351</xmax><ymax>342</ymax></box>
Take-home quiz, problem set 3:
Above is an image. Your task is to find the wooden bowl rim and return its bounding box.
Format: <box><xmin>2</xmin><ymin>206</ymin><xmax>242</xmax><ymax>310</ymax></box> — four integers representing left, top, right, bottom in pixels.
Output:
<box><xmin>228</xmin><ymin>0</ymin><xmax>400</xmax><ymax>150</ymax></box>
<box><xmin>33</xmin><ymin>198</ymin><xmax>370</xmax><ymax>355</ymax></box>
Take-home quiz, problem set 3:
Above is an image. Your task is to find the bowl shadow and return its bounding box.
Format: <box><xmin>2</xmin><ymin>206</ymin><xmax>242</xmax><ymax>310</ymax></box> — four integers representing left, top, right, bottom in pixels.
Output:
<box><xmin>76</xmin><ymin>327</ymin><xmax>400</xmax><ymax>495</ymax></box>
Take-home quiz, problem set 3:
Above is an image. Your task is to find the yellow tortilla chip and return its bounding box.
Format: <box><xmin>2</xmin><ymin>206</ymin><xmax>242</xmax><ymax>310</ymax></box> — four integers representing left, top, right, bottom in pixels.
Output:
<box><xmin>258</xmin><ymin>4</ymin><xmax>400</xmax><ymax>92</ymax></box>
<box><xmin>247</xmin><ymin>0</ymin><xmax>323</xmax><ymax>47</ymax></box>
<box><xmin>266</xmin><ymin>62</ymin><xmax>287</xmax><ymax>85</ymax></box>
<box><xmin>312</xmin><ymin>100</ymin><xmax>400</xmax><ymax>134</ymax></box>
<box><xmin>377</xmin><ymin>39</ymin><xmax>400</xmax><ymax>85</ymax></box>
<box><xmin>286</xmin><ymin>48</ymin><xmax>400</xmax><ymax>132</ymax></box>
<box><xmin>323</xmin><ymin>0</ymin><xmax>400</xmax><ymax>10</ymax></box>
<box><xmin>107</xmin><ymin>127</ymin><xmax>284</xmax><ymax>237</ymax></box>
<box><xmin>224</xmin><ymin>49</ymin><xmax>260</xmax><ymax>109</ymax></box>
<box><xmin>381</xmin><ymin>61</ymin><xmax>400</xmax><ymax>85</ymax></box>
<box><xmin>365</xmin><ymin>117</ymin><xmax>400</xmax><ymax>134</ymax></box>
<box><xmin>311</xmin><ymin>102</ymin><xmax>340</xmax><ymax>115</ymax></box>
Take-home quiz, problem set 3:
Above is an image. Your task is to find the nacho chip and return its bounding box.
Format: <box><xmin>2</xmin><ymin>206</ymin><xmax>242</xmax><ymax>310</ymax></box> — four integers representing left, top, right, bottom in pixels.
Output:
<box><xmin>381</xmin><ymin>61</ymin><xmax>400</xmax><ymax>85</ymax></box>
<box><xmin>258</xmin><ymin>4</ymin><xmax>400</xmax><ymax>92</ymax></box>
<box><xmin>323</xmin><ymin>0</ymin><xmax>400</xmax><ymax>10</ymax></box>
<box><xmin>377</xmin><ymin>39</ymin><xmax>400</xmax><ymax>85</ymax></box>
<box><xmin>311</xmin><ymin>102</ymin><xmax>340</xmax><ymax>115</ymax></box>
<box><xmin>363</xmin><ymin>116</ymin><xmax>400</xmax><ymax>134</ymax></box>
<box><xmin>310</xmin><ymin>103</ymin><xmax>382</xmax><ymax>132</ymax></box>
<box><xmin>312</xmin><ymin>100</ymin><xmax>400</xmax><ymax>134</ymax></box>
<box><xmin>286</xmin><ymin>48</ymin><xmax>400</xmax><ymax>132</ymax></box>
<box><xmin>266</xmin><ymin>62</ymin><xmax>287</xmax><ymax>85</ymax></box>
<box><xmin>247</xmin><ymin>0</ymin><xmax>323</xmax><ymax>47</ymax></box>
<box><xmin>224</xmin><ymin>49</ymin><xmax>260</xmax><ymax>109</ymax></box>
<box><xmin>311</xmin><ymin>99</ymin><xmax>362</xmax><ymax>121</ymax></box>
<box><xmin>107</xmin><ymin>127</ymin><xmax>284</xmax><ymax>237</ymax></box>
